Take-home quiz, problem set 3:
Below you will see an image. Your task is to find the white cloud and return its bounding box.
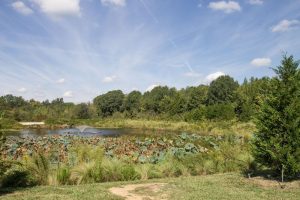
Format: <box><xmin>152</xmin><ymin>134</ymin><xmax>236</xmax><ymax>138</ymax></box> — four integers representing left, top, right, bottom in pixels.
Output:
<box><xmin>248</xmin><ymin>0</ymin><xmax>263</xmax><ymax>5</ymax></box>
<box><xmin>63</xmin><ymin>90</ymin><xmax>73</xmax><ymax>97</ymax></box>
<box><xmin>205</xmin><ymin>71</ymin><xmax>225</xmax><ymax>83</ymax></box>
<box><xmin>251</xmin><ymin>58</ymin><xmax>271</xmax><ymax>67</ymax></box>
<box><xmin>101</xmin><ymin>0</ymin><xmax>126</xmax><ymax>7</ymax></box>
<box><xmin>271</xmin><ymin>20</ymin><xmax>300</xmax><ymax>32</ymax></box>
<box><xmin>208</xmin><ymin>1</ymin><xmax>241</xmax><ymax>13</ymax></box>
<box><xmin>184</xmin><ymin>72</ymin><xmax>202</xmax><ymax>77</ymax></box>
<box><xmin>102</xmin><ymin>75</ymin><xmax>117</xmax><ymax>83</ymax></box>
<box><xmin>32</xmin><ymin>0</ymin><xmax>81</xmax><ymax>17</ymax></box>
<box><xmin>146</xmin><ymin>84</ymin><xmax>159</xmax><ymax>92</ymax></box>
<box><xmin>12</xmin><ymin>1</ymin><xmax>33</xmax><ymax>15</ymax></box>
<box><xmin>56</xmin><ymin>78</ymin><xmax>65</xmax><ymax>83</ymax></box>
<box><xmin>18</xmin><ymin>87</ymin><xmax>27</xmax><ymax>93</ymax></box>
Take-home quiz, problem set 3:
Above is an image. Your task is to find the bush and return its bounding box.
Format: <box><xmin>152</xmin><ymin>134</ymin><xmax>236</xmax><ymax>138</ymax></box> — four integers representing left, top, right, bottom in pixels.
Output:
<box><xmin>205</xmin><ymin>104</ymin><xmax>236</xmax><ymax>120</ymax></box>
<box><xmin>0</xmin><ymin>162</ymin><xmax>36</xmax><ymax>188</ymax></box>
<box><xmin>120</xmin><ymin>164</ymin><xmax>140</xmax><ymax>181</ymax></box>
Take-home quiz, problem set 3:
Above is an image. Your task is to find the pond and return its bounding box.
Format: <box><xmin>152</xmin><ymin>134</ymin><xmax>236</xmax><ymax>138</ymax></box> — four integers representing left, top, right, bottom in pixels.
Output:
<box><xmin>3</xmin><ymin>127</ymin><xmax>178</xmax><ymax>137</ymax></box>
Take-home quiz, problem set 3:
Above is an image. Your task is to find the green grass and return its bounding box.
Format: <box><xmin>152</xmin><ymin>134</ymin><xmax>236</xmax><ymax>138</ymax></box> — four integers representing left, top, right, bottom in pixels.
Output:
<box><xmin>1</xmin><ymin>173</ymin><xmax>299</xmax><ymax>200</ymax></box>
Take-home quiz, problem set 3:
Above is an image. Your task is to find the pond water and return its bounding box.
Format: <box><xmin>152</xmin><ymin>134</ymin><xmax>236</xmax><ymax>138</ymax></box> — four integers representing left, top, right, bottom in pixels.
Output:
<box><xmin>3</xmin><ymin>127</ymin><xmax>178</xmax><ymax>137</ymax></box>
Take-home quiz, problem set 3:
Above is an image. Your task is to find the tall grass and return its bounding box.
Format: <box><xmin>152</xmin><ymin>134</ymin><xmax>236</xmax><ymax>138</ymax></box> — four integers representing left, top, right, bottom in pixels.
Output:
<box><xmin>1</xmin><ymin>138</ymin><xmax>256</xmax><ymax>187</ymax></box>
<box><xmin>23</xmin><ymin>152</ymin><xmax>50</xmax><ymax>185</ymax></box>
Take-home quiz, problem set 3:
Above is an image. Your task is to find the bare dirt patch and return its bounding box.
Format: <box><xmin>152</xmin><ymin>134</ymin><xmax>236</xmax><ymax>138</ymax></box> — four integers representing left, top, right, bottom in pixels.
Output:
<box><xmin>109</xmin><ymin>183</ymin><xmax>167</xmax><ymax>200</ymax></box>
<box><xmin>246</xmin><ymin>177</ymin><xmax>300</xmax><ymax>189</ymax></box>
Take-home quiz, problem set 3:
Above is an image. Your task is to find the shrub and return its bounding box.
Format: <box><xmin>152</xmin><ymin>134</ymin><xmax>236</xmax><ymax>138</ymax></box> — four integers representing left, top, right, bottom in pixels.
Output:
<box><xmin>205</xmin><ymin>104</ymin><xmax>236</xmax><ymax>120</ymax></box>
<box><xmin>0</xmin><ymin>162</ymin><xmax>35</xmax><ymax>188</ymax></box>
<box><xmin>120</xmin><ymin>164</ymin><xmax>140</xmax><ymax>181</ymax></box>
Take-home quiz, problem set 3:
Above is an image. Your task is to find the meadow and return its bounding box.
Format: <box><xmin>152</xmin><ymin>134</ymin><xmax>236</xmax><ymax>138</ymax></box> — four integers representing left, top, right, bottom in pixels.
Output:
<box><xmin>1</xmin><ymin>173</ymin><xmax>300</xmax><ymax>200</ymax></box>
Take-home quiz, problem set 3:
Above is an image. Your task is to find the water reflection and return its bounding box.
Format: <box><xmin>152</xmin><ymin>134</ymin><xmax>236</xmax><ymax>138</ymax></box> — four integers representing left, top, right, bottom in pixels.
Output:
<box><xmin>3</xmin><ymin>128</ymin><xmax>176</xmax><ymax>137</ymax></box>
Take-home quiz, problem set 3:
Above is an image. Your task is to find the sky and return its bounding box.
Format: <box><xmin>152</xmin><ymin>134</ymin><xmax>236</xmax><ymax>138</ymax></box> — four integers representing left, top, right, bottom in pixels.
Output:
<box><xmin>0</xmin><ymin>0</ymin><xmax>300</xmax><ymax>103</ymax></box>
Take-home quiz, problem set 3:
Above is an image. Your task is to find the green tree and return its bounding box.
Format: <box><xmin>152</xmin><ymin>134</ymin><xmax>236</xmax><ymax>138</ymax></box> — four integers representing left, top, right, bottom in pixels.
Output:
<box><xmin>74</xmin><ymin>103</ymin><xmax>90</xmax><ymax>119</ymax></box>
<box><xmin>142</xmin><ymin>86</ymin><xmax>176</xmax><ymax>113</ymax></box>
<box><xmin>236</xmin><ymin>77</ymin><xmax>272</xmax><ymax>121</ymax></box>
<box><xmin>252</xmin><ymin>55</ymin><xmax>300</xmax><ymax>180</ymax></box>
<box><xmin>207</xmin><ymin>75</ymin><xmax>239</xmax><ymax>105</ymax></box>
<box><xmin>123</xmin><ymin>91</ymin><xmax>142</xmax><ymax>117</ymax></box>
<box><xmin>93</xmin><ymin>90</ymin><xmax>125</xmax><ymax>117</ymax></box>
<box><xmin>185</xmin><ymin>85</ymin><xmax>208</xmax><ymax>111</ymax></box>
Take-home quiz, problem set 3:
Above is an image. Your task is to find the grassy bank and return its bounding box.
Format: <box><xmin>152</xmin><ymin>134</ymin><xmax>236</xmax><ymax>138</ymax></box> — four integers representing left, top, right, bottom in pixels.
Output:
<box><xmin>1</xmin><ymin>173</ymin><xmax>299</xmax><ymax>200</ymax></box>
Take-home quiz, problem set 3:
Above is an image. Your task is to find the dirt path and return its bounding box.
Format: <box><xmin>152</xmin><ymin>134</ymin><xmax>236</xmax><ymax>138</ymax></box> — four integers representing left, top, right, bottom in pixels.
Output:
<box><xmin>109</xmin><ymin>183</ymin><xmax>168</xmax><ymax>200</ymax></box>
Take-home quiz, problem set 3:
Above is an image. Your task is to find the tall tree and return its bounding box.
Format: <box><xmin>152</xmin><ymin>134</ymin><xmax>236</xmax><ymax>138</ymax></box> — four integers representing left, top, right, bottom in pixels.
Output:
<box><xmin>207</xmin><ymin>75</ymin><xmax>239</xmax><ymax>105</ymax></box>
<box><xmin>74</xmin><ymin>103</ymin><xmax>90</xmax><ymax>119</ymax></box>
<box><xmin>123</xmin><ymin>91</ymin><xmax>142</xmax><ymax>117</ymax></box>
<box><xmin>185</xmin><ymin>85</ymin><xmax>208</xmax><ymax>111</ymax></box>
<box><xmin>252</xmin><ymin>55</ymin><xmax>300</xmax><ymax>180</ymax></box>
<box><xmin>93</xmin><ymin>90</ymin><xmax>125</xmax><ymax>117</ymax></box>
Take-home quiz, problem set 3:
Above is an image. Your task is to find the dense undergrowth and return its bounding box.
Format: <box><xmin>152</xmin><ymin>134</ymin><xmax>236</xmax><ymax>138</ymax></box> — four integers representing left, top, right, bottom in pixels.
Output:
<box><xmin>0</xmin><ymin>132</ymin><xmax>256</xmax><ymax>187</ymax></box>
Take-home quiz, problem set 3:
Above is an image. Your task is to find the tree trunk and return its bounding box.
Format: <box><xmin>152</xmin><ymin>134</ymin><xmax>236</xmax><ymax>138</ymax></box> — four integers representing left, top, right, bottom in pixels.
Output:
<box><xmin>281</xmin><ymin>165</ymin><xmax>284</xmax><ymax>183</ymax></box>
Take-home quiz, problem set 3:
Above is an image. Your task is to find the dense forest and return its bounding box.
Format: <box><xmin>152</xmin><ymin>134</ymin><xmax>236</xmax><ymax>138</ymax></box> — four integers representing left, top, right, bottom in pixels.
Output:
<box><xmin>0</xmin><ymin>74</ymin><xmax>272</xmax><ymax>125</ymax></box>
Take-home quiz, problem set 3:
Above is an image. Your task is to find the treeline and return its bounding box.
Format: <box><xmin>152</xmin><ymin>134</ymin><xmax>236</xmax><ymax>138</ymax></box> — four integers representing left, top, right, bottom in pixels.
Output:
<box><xmin>0</xmin><ymin>75</ymin><xmax>273</xmax><ymax>124</ymax></box>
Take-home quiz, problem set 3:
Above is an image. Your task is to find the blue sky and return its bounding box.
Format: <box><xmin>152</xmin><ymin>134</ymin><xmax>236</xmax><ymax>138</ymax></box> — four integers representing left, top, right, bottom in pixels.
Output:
<box><xmin>0</xmin><ymin>0</ymin><xmax>300</xmax><ymax>102</ymax></box>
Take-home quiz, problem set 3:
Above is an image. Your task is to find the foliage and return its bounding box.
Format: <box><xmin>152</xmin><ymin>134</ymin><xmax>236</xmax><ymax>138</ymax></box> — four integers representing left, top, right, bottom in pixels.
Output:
<box><xmin>0</xmin><ymin>71</ymin><xmax>277</xmax><ymax>123</ymax></box>
<box><xmin>1</xmin><ymin>131</ymin><xmax>253</xmax><ymax>186</ymax></box>
<box><xmin>252</xmin><ymin>55</ymin><xmax>300</xmax><ymax>179</ymax></box>
<box><xmin>93</xmin><ymin>90</ymin><xmax>125</xmax><ymax>117</ymax></box>
<box><xmin>56</xmin><ymin>166</ymin><xmax>71</xmax><ymax>185</ymax></box>
<box><xmin>207</xmin><ymin>75</ymin><xmax>239</xmax><ymax>105</ymax></box>
<box><xmin>23</xmin><ymin>152</ymin><xmax>50</xmax><ymax>185</ymax></box>
<box><xmin>73</xmin><ymin>103</ymin><xmax>90</xmax><ymax>119</ymax></box>
<box><xmin>123</xmin><ymin>91</ymin><xmax>142</xmax><ymax>117</ymax></box>
<box><xmin>205</xmin><ymin>103</ymin><xmax>236</xmax><ymax>120</ymax></box>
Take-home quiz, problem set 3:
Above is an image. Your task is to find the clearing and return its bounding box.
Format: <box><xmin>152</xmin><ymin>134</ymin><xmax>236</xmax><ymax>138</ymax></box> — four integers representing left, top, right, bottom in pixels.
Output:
<box><xmin>0</xmin><ymin>173</ymin><xmax>299</xmax><ymax>200</ymax></box>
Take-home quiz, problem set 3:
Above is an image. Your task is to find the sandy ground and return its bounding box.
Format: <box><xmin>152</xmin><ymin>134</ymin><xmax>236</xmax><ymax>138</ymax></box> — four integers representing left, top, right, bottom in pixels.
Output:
<box><xmin>109</xmin><ymin>183</ymin><xmax>167</xmax><ymax>200</ymax></box>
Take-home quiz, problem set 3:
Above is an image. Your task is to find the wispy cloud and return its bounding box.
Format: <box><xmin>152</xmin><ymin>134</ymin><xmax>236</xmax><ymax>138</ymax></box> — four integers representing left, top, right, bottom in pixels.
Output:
<box><xmin>204</xmin><ymin>72</ymin><xmax>225</xmax><ymax>83</ymax></box>
<box><xmin>139</xmin><ymin>0</ymin><xmax>159</xmax><ymax>23</ymax></box>
<box><xmin>251</xmin><ymin>58</ymin><xmax>271</xmax><ymax>67</ymax></box>
<box><xmin>102</xmin><ymin>75</ymin><xmax>117</xmax><ymax>83</ymax></box>
<box><xmin>18</xmin><ymin>87</ymin><xmax>27</xmax><ymax>93</ymax></box>
<box><xmin>208</xmin><ymin>1</ymin><xmax>241</xmax><ymax>13</ymax></box>
<box><xmin>184</xmin><ymin>72</ymin><xmax>202</xmax><ymax>77</ymax></box>
<box><xmin>56</xmin><ymin>78</ymin><xmax>65</xmax><ymax>84</ymax></box>
<box><xmin>271</xmin><ymin>19</ymin><xmax>299</xmax><ymax>32</ymax></box>
<box><xmin>12</xmin><ymin>1</ymin><xmax>33</xmax><ymax>15</ymax></box>
<box><xmin>63</xmin><ymin>90</ymin><xmax>73</xmax><ymax>97</ymax></box>
<box><xmin>101</xmin><ymin>0</ymin><xmax>126</xmax><ymax>7</ymax></box>
<box><xmin>31</xmin><ymin>0</ymin><xmax>81</xmax><ymax>17</ymax></box>
<box><xmin>248</xmin><ymin>0</ymin><xmax>263</xmax><ymax>5</ymax></box>
<box><xmin>146</xmin><ymin>84</ymin><xmax>159</xmax><ymax>92</ymax></box>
